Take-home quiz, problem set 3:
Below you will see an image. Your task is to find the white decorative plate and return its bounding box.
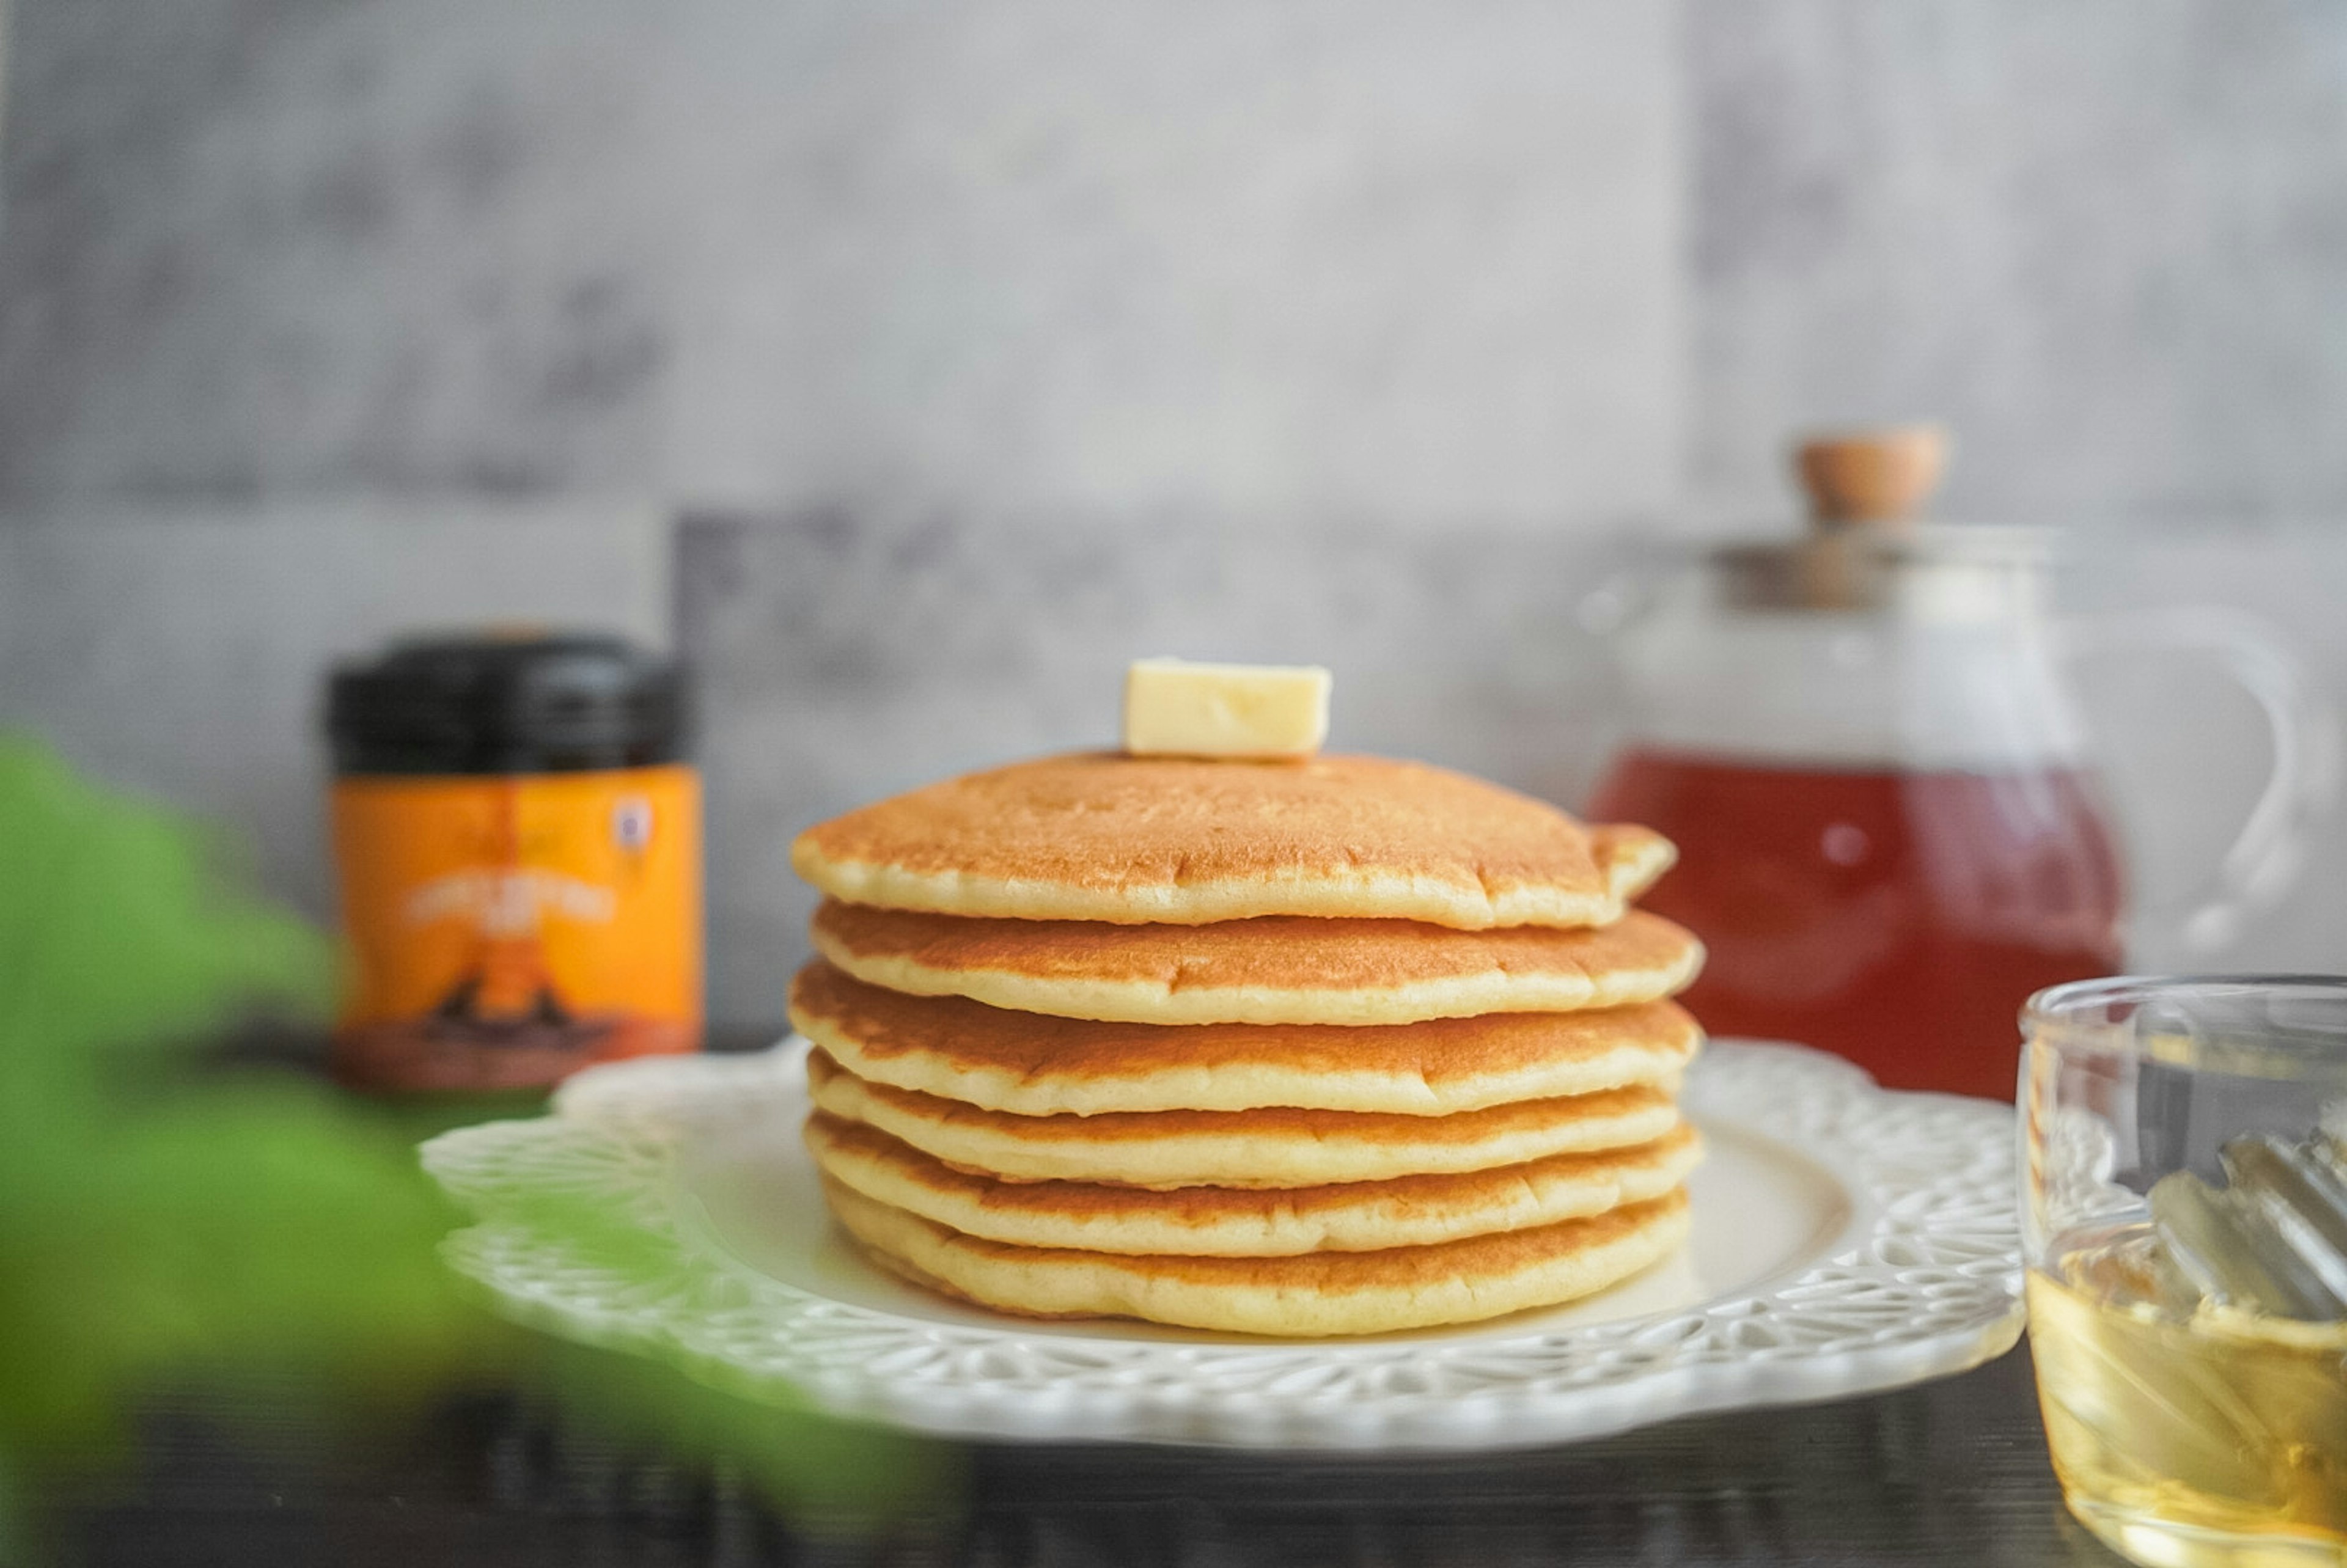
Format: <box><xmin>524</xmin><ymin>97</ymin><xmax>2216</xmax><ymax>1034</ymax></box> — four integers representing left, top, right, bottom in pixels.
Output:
<box><xmin>421</xmin><ymin>1040</ymin><xmax>2023</xmax><ymax>1451</ymax></box>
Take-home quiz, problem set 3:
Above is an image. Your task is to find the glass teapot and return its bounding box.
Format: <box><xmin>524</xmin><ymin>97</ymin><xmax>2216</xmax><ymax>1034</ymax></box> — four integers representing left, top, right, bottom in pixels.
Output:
<box><xmin>1585</xmin><ymin>429</ymin><xmax>2335</xmax><ymax>1099</ymax></box>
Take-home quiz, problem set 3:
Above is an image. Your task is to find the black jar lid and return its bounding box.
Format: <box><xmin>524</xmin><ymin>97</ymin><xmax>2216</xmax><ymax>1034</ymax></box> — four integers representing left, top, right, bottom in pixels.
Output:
<box><xmin>328</xmin><ymin>631</ymin><xmax>688</xmax><ymax>775</ymax></box>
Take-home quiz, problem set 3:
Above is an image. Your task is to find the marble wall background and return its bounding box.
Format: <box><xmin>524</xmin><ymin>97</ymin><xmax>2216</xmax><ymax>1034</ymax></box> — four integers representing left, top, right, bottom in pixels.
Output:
<box><xmin>9</xmin><ymin>1</ymin><xmax>2341</xmax><ymax>521</ymax></box>
<box><xmin>4</xmin><ymin>2</ymin><xmax>2346</xmax><ymax>1024</ymax></box>
<box><xmin>0</xmin><ymin>0</ymin><xmax>1680</xmax><ymax>522</ymax></box>
<box><xmin>1688</xmin><ymin>0</ymin><xmax>2347</xmax><ymax>522</ymax></box>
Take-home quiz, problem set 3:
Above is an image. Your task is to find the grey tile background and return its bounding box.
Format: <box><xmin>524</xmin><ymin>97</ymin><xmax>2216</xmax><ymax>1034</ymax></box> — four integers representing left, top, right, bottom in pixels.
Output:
<box><xmin>0</xmin><ymin>0</ymin><xmax>1681</xmax><ymax>523</ymax></box>
<box><xmin>3</xmin><ymin>2</ymin><xmax>2345</xmax><ymax>1025</ymax></box>
<box><xmin>1688</xmin><ymin>0</ymin><xmax>2347</xmax><ymax>521</ymax></box>
<box><xmin>10</xmin><ymin>1</ymin><xmax>2340</xmax><ymax>522</ymax></box>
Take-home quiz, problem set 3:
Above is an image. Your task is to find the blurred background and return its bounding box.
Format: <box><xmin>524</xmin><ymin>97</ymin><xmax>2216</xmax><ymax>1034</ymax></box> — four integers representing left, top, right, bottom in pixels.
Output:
<box><xmin>4</xmin><ymin>1</ymin><xmax>2346</xmax><ymax>1030</ymax></box>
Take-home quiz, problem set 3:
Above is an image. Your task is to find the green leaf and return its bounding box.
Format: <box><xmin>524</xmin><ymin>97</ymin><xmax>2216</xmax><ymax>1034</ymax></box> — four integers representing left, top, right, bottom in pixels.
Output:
<box><xmin>0</xmin><ymin>734</ymin><xmax>944</xmax><ymax>1544</ymax></box>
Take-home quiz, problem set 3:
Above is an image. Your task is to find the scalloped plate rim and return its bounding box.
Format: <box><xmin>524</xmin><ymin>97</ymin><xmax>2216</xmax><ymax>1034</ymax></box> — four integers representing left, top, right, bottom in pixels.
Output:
<box><xmin>421</xmin><ymin>1038</ymin><xmax>2026</xmax><ymax>1451</ymax></box>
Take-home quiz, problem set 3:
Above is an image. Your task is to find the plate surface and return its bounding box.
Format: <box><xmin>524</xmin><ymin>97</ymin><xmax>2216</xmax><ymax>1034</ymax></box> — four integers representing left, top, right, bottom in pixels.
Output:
<box><xmin>422</xmin><ymin>1040</ymin><xmax>2023</xmax><ymax>1450</ymax></box>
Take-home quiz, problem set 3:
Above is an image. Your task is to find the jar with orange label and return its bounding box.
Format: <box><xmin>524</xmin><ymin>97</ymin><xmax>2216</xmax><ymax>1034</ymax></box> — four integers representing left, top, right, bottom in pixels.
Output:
<box><xmin>326</xmin><ymin>632</ymin><xmax>702</xmax><ymax>1092</ymax></box>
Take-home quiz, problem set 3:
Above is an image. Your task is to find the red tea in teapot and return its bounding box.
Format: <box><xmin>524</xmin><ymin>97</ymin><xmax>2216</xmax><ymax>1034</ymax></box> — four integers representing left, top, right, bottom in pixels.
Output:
<box><xmin>1589</xmin><ymin>747</ymin><xmax>2125</xmax><ymax>1099</ymax></box>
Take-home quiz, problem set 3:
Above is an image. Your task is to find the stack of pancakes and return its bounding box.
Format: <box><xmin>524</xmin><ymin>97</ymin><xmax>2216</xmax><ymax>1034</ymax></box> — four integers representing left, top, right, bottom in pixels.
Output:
<box><xmin>788</xmin><ymin>752</ymin><xmax>1704</xmax><ymax>1337</ymax></box>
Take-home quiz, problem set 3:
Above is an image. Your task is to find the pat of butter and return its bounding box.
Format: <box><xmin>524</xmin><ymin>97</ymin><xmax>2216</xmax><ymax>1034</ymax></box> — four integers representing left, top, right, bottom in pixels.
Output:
<box><xmin>1123</xmin><ymin>658</ymin><xmax>1332</xmax><ymax>758</ymax></box>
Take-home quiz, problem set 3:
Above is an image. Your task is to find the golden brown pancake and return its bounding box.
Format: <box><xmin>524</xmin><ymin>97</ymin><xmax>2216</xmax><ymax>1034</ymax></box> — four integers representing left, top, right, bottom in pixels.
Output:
<box><xmin>791</xmin><ymin>962</ymin><xmax>1702</xmax><ymax>1115</ymax></box>
<box><xmin>807</xmin><ymin>1112</ymin><xmax>1703</xmax><ymax>1255</ymax></box>
<box><xmin>826</xmin><ymin>1179</ymin><xmax>1692</xmax><ymax>1335</ymax></box>
<box><xmin>805</xmin><ymin>1049</ymin><xmax>1681</xmax><ymax>1188</ymax></box>
<box><xmin>791</xmin><ymin>752</ymin><xmax>1673</xmax><ymax>929</ymax></box>
<box><xmin>809</xmin><ymin>902</ymin><xmax>1702</xmax><ymax>1026</ymax></box>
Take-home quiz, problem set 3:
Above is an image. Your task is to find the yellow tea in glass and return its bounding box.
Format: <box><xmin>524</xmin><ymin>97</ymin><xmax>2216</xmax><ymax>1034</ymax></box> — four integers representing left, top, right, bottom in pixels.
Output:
<box><xmin>2024</xmin><ymin>978</ymin><xmax>2347</xmax><ymax>1567</ymax></box>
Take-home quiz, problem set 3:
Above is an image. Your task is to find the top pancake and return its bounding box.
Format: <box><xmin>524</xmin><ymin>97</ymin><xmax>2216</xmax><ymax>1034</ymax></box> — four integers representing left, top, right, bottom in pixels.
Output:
<box><xmin>792</xmin><ymin>752</ymin><xmax>1673</xmax><ymax>929</ymax></box>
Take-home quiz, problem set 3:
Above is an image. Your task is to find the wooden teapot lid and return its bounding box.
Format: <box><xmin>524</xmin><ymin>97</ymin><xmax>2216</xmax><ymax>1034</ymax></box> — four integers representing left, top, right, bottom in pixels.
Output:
<box><xmin>1795</xmin><ymin>425</ymin><xmax>1949</xmax><ymax>528</ymax></box>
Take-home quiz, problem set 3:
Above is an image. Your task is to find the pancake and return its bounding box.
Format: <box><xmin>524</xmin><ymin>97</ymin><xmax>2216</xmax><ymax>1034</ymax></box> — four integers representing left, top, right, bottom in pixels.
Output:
<box><xmin>791</xmin><ymin>962</ymin><xmax>1702</xmax><ymax>1116</ymax></box>
<box><xmin>809</xmin><ymin>902</ymin><xmax>1702</xmax><ymax>1027</ymax></box>
<box><xmin>791</xmin><ymin>752</ymin><xmax>1673</xmax><ymax>929</ymax></box>
<box><xmin>807</xmin><ymin>1112</ymin><xmax>1703</xmax><ymax>1255</ymax></box>
<box><xmin>825</xmin><ymin>1179</ymin><xmax>1692</xmax><ymax>1335</ymax></box>
<box><xmin>805</xmin><ymin>1049</ymin><xmax>1681</xmax><ymax>1189</ymax></box>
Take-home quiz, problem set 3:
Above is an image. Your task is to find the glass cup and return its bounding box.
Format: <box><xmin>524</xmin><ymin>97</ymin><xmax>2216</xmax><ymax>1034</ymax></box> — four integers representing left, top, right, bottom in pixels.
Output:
<box><xmin>2022</xmin><ymin>976</ymin><xmax>2347</xmax><ymax>1567</ymax></box>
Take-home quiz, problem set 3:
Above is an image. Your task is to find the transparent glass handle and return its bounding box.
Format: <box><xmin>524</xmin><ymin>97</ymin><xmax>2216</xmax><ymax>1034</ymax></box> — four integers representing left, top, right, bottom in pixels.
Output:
<box><xmin>2063</xmin><ymin>607</ymin><xmax>2343</xmax><ymax>954</ymax></box>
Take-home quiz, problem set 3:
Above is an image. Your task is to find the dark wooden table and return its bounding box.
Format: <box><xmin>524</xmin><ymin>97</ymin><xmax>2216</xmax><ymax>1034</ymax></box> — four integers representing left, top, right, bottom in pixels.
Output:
<box><xmin>57</xmin><ymin>1341</ymin><xmax>2129</xmax><ymax>1567</ymax></box>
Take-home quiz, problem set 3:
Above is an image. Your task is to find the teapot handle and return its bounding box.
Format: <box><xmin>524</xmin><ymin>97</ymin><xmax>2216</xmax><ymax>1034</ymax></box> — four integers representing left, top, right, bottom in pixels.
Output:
<box><xmin>2063</xmin><ymin>607</ymin><xmax>2341</xmax><ymax>954</ymax></box>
